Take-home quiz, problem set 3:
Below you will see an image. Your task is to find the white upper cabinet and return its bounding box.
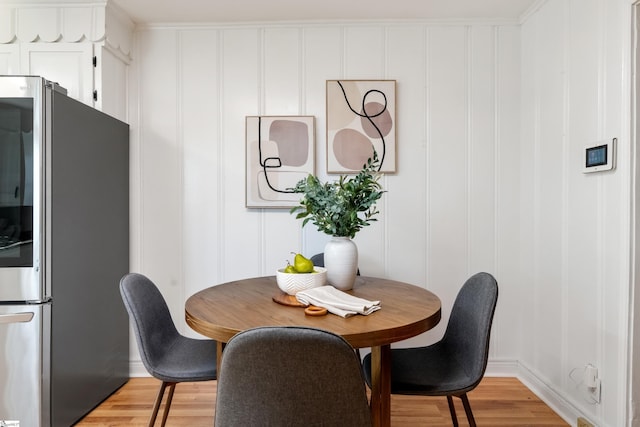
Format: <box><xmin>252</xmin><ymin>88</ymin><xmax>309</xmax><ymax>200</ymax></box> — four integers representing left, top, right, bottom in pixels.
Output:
<box><xmin>0</xmin><ymin>44</ymin><xmax>20</xmax><ymax>75</ymax></box>
<box><xmin>0</xmin><ymin>3</ymin><xmax>133</xmax><ymax>117</ymax></box>
<box><xmin>20</xmin><ymin>43</ymin><xmax>95</xmax><ymax>106</ymax></box>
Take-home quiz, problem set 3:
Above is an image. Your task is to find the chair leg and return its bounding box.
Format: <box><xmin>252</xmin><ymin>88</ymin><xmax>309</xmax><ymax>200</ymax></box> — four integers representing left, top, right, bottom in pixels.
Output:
<box><xmin>159</xmin><ymin>383</ymin><xmax>176</xmax><ymax>427</ymax></box>
<box><xmin>446</xmin><ymin>395</ymin><xmax>459</xmax><ymax>427</ymax></box>
<box><xmin>148</xmin><ymin>381</ymin><xmax>176</xmax><ymax>427</ymax></box>
<box><xmin>460</xmin><ymin>393</ymin><xmax>477</xmax><ymax>427</ymax></box>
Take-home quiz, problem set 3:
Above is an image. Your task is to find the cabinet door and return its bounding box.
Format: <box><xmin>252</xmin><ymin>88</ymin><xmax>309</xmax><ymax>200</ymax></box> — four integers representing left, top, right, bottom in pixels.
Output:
<box><xmin>20</xmin><ymin>43</ymin><xmax>94</xmax><ymax>106</ymax></box>
<box><xmin>0</xmin><ymin>44</ymin><xmax>20</xmax><ymax>74</ymax></box>
<box><xmin>94</xmin><ymin>46</ymin><xmax>128</xmax><ymax>122</ymax></box>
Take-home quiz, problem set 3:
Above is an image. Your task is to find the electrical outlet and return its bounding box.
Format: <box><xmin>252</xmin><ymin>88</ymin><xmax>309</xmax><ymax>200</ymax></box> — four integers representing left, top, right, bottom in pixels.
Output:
<box><xmin>577</xmin><ymin>417</ymin><xmax>595</xmax><ymax>427</ymax></box>
<box><xmin>590</xmin><ymin>378</ymin><xmax>601</xmax><ymax>403</ymax></box>
<box><xmin>584</xmin><ymin>364</ymin><xmax>598</xmax><ymax>387</ymax></box>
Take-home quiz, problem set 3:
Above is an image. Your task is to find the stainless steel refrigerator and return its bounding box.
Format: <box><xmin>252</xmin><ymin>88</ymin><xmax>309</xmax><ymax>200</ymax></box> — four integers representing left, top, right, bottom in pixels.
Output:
<box><xmin>0</xmin><ymin>76</ymin><xmax>129</xmax><ymax>426</ymax></box>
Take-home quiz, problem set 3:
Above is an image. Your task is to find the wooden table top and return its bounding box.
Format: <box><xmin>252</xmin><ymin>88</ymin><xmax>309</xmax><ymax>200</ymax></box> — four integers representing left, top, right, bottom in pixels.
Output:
<box><xmin>185</xmin><ymin>275</ymin><xmax>442</xmax><ymax>349</ymax></box>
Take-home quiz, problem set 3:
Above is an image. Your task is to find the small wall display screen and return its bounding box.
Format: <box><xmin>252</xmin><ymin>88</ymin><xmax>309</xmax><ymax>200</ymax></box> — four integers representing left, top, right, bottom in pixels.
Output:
<box><xmin>586</xmin><ymin>145</ymin><xmax>607</xmax><ymax>168</ymax></box>
<box><xmin>583</xmin><ymin>138</ymin><xmax>616</xmax><ymax>173</ymax></box>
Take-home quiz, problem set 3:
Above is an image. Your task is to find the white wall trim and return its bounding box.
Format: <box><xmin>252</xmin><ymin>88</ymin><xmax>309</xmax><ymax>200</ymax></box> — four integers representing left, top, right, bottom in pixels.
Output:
<box><xmin>128</xmin><ymin>360</ymin><xmax>150</xmax><ymax>378</ymax></box>
<box><xmin>628</xmin><ymin>2</ymin><xmax>640</xmax><ymax>425</ymax></box>
<box><xmin>515</xmin><ymin>361</ymin><xmax>582</xmax><ymax>425</ymax></box>
<box><xmin>518</xmin><ymin>0</ymin><xmax>548</xmax><ymax>24</ymax></box>
<box><xmin>133</xmin><ymin>18</ymin><xmax>523</xmax><ymax>32</ymax></box>
<box><xmin>490</xmin><ymin>359</ymin><xmax>614</xmax><ymax>427</ymax></box>
<box><xmin>486</xmin><ymin>359</ymin><xmax>589</xmax><ymax>426</ymax></box>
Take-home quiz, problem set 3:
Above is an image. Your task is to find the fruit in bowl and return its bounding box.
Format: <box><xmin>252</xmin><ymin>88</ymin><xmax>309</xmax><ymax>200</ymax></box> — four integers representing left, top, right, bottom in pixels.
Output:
<box><xmin>291</xmin><ymin>252</ymin><xmax>314</xmax><ymax>273</ymax></box>
<box><xmin>276</xmin><ymin>266</ymin><xmax>327</xmax><ymax>295</ymax></box>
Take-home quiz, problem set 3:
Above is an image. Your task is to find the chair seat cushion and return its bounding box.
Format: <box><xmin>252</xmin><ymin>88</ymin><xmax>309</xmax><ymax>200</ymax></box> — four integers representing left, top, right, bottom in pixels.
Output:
<box><xmin>149</xmin><ymin>336</ymin><xmax>217</xmax><ymax>382</ymax></box>
<box><xmin>363</xmin><ymin>343</ymin><xmax>476</xmax><ymax>396</ymax></box>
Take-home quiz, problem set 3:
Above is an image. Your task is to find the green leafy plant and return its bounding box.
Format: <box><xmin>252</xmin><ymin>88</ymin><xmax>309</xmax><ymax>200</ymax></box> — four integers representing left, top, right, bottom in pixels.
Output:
<box><xmin>289</xmin><ymin>152</ymin><xmax>385</xmax><ymax>239</ymax></box>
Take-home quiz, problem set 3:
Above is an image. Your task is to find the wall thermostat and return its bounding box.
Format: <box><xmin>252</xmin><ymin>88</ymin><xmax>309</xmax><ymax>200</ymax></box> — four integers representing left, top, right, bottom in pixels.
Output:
<box><xmin>583</xmin><ymin>138</ymin><xmax>616</xmax><ymax>173</ymax></box>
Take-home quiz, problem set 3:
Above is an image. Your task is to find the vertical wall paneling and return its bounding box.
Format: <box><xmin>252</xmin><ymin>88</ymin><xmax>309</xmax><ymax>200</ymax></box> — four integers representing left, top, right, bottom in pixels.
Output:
<box><xmin>176</xmin><ymin>32</ymin><xmax>186</xmax><ymax>327</ymax></box>
<box><xmin>220</xmin><ymin>28</ymin><xmax>263</xmax><ymax>281</ymax></box>
<box><xmin>128</xmin><ymin>10</ymin><xmax>637</xmax><ymax>423</ymax></box>
<box><xmin>468</xmin><ymin>25</ymin><xmax>497</xmax><ymax>277</ymax></box>
<box><xmin>343</xmin><ymin>26</ymin><xmax>385</xmax><ymax>78</ymax></box>
<box><xmin>564</xmin><ymin>2</ymin><xmax>595</xmax><ymax>397</ymax></box>
<box><xmin>132</xmin><ymin>20</ymin><xmax>524</xmax><ymax>355</ymax></box>
<box><xmin>300</xmin><ymin>26</ymin><xmax>343</xmax><ymax>257</ymax></box>
<box><xmin>384</xmin><ymin>25</ymin><xmax>428</xmax><ymax>287</ymax></box>
<box><xmin>565</xmin><ymin>0</ymin><xmax>604</xmax><ymax>410</ymax></box>
<box><xmin>426</xmin><ymin>26</ymin><xmax>469</xmax><ymax>326</ymax></box>
<box><xmin>262</xmin><ymin>27</ymin><xmax>306</xmax><ymax>273</ymax></box>
<box><xmin>136</xmin><ymin>29</ymin><xmax>183</xmax><ymax>323</ymax></box>
<box><xmin>128</xmin><ymin>30</ymin><xmax>142</xmax><ymax>328</ymax></box>
<box><xmin>494</xmin><ymin>24</ymin><xmax>521</xmax><ymax>360</ymax></box>
<box><xmin>263</xmin><ymin>27</ymin><xmax>301</xmax><ymax>113</ymax></box>
<box><xmin>532</xmin><ymin>0</ymin><xmax>565</xmax><ymax>386</ymax></box>
<box><xmin>302</xmin><ymin>26</ymin><xmax>342</xmax><ymax>177</ymax></box>
<box><xmin>630</xmin><ymin>4</ymin><xmax>640</xmax><ymax>423</ymax></box>
<box><xmin>468</xmin><ymin>24</ymin><xmax>500</xmax><ymax>357</ymax></box>
<box><xmin>520</xmin><ymin>0</ymin><xmax>632</xmax><ymax>425</ymax></box>
<box><xmin>519</xmin><ymin>8</ymin><xmax>538</xmax><ymax>366</ymax></box>
<box><xmin>179</xmin><ymin>29</ymin><xmax>222</xmax><ymax>329</ymax></box>
<box><xmin>560</xmin><ymin>0</ymin><xmax>571</xmax><ymax>397</ymax></box>
<box><xmin>342</xmin><ymin>26</ymin><xmax>388</xmax><ymax>275</ymax></box>
<box><xmin>599</xmin><ymin>0</ymin><xmax>630</xmax><ymax>424</ymax></box>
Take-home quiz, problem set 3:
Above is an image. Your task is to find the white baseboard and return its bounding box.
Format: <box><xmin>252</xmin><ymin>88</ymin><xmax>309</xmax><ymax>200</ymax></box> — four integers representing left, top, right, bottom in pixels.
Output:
<box><xmin>486</xmin><ymin>359</ymin><xmax>582</xmax><ymax>426</ymax></box>
<box><xmin>127</xmin><ymin>360</ymin><xmax>150</xmax><ymax>377</ymax></box>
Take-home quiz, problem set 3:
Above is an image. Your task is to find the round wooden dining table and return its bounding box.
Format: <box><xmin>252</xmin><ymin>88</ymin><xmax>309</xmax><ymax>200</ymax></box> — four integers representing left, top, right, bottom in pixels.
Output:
<box><xmin>185</xmin><ymin>275</ymin><xmax>441</xmax><ymax>427</ymax></box>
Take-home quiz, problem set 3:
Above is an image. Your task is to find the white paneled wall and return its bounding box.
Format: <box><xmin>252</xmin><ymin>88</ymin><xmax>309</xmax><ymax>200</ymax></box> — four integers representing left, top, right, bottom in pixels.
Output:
<box><xmin>130</xmin><ymin>21</ymin><xmax>522</xmax><ymax>368</ymax></box>
<box><xmin>128</xmin><ymin>5</ymin><xmax>633</xmax><ymax>424</ymax></box>
<box><xmin>520</xmin><ymin>0</ymin><xmax>631</xmax><ymax>426</ymax></box>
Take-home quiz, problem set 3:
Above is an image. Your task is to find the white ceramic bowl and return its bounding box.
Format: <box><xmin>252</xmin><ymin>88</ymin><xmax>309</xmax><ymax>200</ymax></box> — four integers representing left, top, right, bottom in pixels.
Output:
<box><xmin>276</xmin><ymin>267</ymin><xmax>327</xmax><ymax>295</ymax></box>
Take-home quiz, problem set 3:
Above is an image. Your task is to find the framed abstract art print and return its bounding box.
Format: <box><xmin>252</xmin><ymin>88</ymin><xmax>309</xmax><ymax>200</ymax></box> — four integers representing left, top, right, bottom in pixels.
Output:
<box><xmin>245</xmin><ymin>115</ymin><xmax>315</xmax><ymax>208</ymax></box>
<box><xmin>326</xmin><ymin>80</ymin><xmax>396</xmax><ymax>173</ymax></box>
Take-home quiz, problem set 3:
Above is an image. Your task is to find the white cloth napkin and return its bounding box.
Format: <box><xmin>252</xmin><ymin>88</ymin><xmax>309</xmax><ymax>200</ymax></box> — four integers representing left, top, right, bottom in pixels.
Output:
<box><xmin>296</xmin><ymin>286</ymin><xmax>381</xmax><ymax>318</ymax></box>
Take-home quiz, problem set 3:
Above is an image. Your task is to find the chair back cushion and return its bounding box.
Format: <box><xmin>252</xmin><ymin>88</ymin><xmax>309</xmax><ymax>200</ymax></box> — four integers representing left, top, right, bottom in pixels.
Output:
<box><xmin>119</xmin><ymin>273</ymin><xmax>180</xmax><ymax>375</ymax></box>
<box><xmin>214</xmin><ymin>326</ymin><xmax>371</xmax><ymax>427</ymax></box>
<box><xmin>443</xmin><ymin>272</ymin><xmax>498</xmax><ymax>387</ymax></box>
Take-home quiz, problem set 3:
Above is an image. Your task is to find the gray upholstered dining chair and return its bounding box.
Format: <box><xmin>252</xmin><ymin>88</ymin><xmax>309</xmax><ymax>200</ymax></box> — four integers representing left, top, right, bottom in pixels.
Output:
<box><xmin>214</xmin><ymin>326</ymin><xmax>372</xmax><ymax>427</ymax></box>
<box><xmin>119</xmin><ymin>273</ymin><xmax>217</xmax><ymax>427</ymax></box>
<box><xmin>310</xmin><ymin>252</ymin><xmax>326</xmax><ymax>269</ymax></box>
<box><xmin>362</xmin><ymin>272</ymin><xmax>498</xmax><ymax>427</ymax></box>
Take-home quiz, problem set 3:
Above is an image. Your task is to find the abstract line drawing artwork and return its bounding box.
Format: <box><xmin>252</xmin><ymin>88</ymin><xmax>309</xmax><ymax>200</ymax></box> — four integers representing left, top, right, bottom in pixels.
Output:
<box><xmin>326</xmin><ymin>80</ymin><xmax>396</xmax><ymax>173</ymax></box>
<box><xmin>245</xmin><ymin>116</ymin><xmax>315</xmax><ymax>208</ymax></box>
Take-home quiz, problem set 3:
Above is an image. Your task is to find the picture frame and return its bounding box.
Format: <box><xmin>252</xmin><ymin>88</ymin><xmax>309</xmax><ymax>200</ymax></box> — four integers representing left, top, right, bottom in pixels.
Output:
<box><xmin>245</xmin><ymin>115</ymin><xmax>315</xmax><ymax>208</ymax></box>
<box><xmin>326</xmin><ymin>80</ymin><xmax>396</xmax><ymax>173</ymax></box>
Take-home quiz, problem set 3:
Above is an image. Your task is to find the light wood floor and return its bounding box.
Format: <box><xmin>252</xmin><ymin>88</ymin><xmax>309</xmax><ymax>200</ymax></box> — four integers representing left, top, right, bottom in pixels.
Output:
<box><xmin>76</xmin><ymin>377</ymin><xmax>569</xmax><ymax>426</ymax></box>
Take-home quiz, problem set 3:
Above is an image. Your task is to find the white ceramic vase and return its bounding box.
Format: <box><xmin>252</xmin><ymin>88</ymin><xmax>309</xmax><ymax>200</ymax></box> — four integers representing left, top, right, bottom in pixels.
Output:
<box><xmin>324</xmin><ymin>236</ymin><xmax>358</xmax><ymax>291</ymax></box>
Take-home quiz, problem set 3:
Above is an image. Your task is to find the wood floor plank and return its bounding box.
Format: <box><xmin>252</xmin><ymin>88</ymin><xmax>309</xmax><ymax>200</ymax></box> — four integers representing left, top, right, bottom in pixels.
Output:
<box><xmin>75</xmin><ymin>377</ymin><xmax>569</xmax><ymax>426</ymax></box>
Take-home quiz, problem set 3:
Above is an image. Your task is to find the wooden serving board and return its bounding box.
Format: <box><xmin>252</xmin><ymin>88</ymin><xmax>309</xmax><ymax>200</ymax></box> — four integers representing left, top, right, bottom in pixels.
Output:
<box><xmin>272</xmin><ymin>292</ymin><xmax>307</xmax><ymax>307</ymax></box>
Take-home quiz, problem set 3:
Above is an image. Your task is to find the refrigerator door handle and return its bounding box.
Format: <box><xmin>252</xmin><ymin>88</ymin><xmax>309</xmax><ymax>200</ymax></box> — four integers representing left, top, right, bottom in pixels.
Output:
<box><xmin>0</xmin><ymin>312</ymin><xmax>35</xmax><ymax>324</ymax></box>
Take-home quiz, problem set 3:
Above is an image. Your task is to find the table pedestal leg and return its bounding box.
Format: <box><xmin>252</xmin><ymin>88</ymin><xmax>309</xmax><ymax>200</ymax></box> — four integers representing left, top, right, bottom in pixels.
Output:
<box><xmin>370</xmin><ymin>344</ymin><xmax>391</xmax><ymax>427</ymax></box>
<box><xmin>216</xmin><ymin>341</ymin><xmax>225</xmax><ymax>377</ymax></box>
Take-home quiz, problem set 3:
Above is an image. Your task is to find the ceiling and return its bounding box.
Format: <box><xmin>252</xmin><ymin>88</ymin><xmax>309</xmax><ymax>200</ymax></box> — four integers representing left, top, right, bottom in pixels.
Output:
<box><xmin>105</xmin><ymin>0</ymin><xmax>539</xmax><ymax>24</ymax></box>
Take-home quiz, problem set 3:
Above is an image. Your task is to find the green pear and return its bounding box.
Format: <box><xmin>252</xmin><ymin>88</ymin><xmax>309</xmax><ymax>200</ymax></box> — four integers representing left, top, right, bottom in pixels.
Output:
<box><xmin>284</xmin><ymin>261</ymin><xmax>297</xmax><ymax>274</ymax></box>
<box><xmin>292</xmin><ymin>252</ymin><xmax>314</xmax><ymax>273</ymax></box>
